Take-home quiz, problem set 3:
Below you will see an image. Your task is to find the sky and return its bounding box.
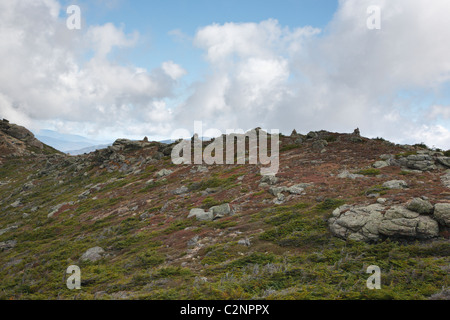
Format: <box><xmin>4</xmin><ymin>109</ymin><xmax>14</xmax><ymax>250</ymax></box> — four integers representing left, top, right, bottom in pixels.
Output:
<box><xmin>1</xmin><ymin>0</ymin><xmax>450</xmax><ymax>148</ymax></box>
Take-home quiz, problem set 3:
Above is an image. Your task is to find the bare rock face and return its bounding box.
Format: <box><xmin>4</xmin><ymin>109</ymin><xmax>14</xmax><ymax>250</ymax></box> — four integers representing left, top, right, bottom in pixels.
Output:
<box><xmin>0</xmin><ymin>119</ymin><xmax>45</xmax><ymax>156</ymax></box>
<box><xmin>329</xmin><ymin>203</ymin><xmax>440</xmax><ymax>242</ymax></box>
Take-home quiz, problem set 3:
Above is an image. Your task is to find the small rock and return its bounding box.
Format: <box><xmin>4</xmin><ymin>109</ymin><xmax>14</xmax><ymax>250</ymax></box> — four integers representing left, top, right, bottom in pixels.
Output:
<box><xmin>156</xmin><ymin>169</ymin><xmax>173</xmax><ymax>178</ymax></box>
<box><xmin>187</xmin><ymin>236</ymin><xmax>200</xmax><ymax>248</ymax></box>
<box><xmin>383</xmin><ymin>180</ymin><xmax>408</xmax><ymax>189</ymax></box>
<box><xmin>0</xmin><ymin>240</ymin><xmax>17</xmax><ymax>251</ymax></box>
<box><xmin>260</xmin><ymin>175</ymin><xmax>278</xmax><ymax>185</ymax></box>
<box><xmin>238</xmin><ymin>238</ymin><xmax>251</xmax><ymax>247</ymax></box>
<box><xmin>372</xmin><ymin>161</ymin><xmax>389</xmax><ymax>169</ymax></box>
<box><xmin>188</xmin><ymin>208</ymin><xmax>214</xmax><ymax>221</ymax></box>
<box><xmin>81</xmin><ymin>247</ymin><xmax>105</xmax><ymax>262</ymax></box>
<box><xmin>172</xmin><ymin>186</ymin><xmax>189</xmax><ymax>195</ymax></box>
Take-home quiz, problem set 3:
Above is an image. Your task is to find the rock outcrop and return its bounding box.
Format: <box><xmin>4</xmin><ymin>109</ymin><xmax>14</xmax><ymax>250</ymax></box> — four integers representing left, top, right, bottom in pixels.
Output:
<box><xmin>329</xmin><ymin>201</ymin><xmax>443</xmax><ymax>242</ymax></box>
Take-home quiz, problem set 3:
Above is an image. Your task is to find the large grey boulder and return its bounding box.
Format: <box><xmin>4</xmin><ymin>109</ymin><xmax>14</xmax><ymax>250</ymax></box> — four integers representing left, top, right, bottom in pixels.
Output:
<box><xmin>329</xmin><ymin>204</ymin><xmax>384</xmax><ymax>242</ymax></box>
<box><xmin>378</xmin><ymin>206</ymin><xmax>438</xmax><ymax>238</ymax></box>
<box><xmin>81</xmin><ymin>247</ymin><xmax>105</xmax><ymax>262</ymax></box>
<box><xmin>434</xmin><ymin>203</ymin><xmax>450</xmax><ymax>227</ymax></box>
<box><xmin>398</xmin><ymin>154</ymin><xmax>436</xmax><ymax>171</ymax></box>
<box><xmin>329</xmin><ymin>204</ymin><xmax>439</xmax><ymax>242</ymax></box>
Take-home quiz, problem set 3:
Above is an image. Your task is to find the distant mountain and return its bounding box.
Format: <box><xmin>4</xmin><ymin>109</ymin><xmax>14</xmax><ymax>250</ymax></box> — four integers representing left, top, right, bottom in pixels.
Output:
<box><xmin>66</xmin><ymin>144</ymin><xmax>112</xmax><ymax>155</ymax></box>
<box><xmin>34</xmin><ymin>129</ymin><xmax>113</xmax><ymax>153</ymax></box>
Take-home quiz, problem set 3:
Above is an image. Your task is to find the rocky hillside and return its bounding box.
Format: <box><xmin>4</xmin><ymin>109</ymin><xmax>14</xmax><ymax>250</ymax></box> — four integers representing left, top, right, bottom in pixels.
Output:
<box><xmin>0</xmin><ymin>119</ymin><xmax>60</xmax><ymax>159</ymax></box>
<box><xmin>0</xmin><ymin>122</ymin><xmax>449</xmax><ymax>300</ymax></box>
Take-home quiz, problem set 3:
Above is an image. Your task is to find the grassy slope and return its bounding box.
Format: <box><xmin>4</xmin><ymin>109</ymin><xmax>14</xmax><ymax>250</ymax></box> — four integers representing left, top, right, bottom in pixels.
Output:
<box><xmin>0</xmin><ymin>135</ymin><xmax>449</xmax><ymax>300</ymax></box>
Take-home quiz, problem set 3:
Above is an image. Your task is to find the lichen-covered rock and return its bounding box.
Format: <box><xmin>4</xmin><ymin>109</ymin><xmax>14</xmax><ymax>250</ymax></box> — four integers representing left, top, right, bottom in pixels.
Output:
<box><xmin>329</xmin><ymin>204</ymin><xmax>384</xmax><ymax>242</ymax></box>
<box><xmin>406</xmin><ymin>198</ymin><xmax>434</xmax><ymax>215</ymax></box>
<box><xmin>434</xmin><ymin>203</ymin><xmax>450</xmax><ymax>227</ymax></box>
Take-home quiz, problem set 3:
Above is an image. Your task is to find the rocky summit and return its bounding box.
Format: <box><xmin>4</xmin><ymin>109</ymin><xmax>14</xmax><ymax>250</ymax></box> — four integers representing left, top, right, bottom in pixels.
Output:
<box><xmin>0</xmin><ymin>122</ymin><xmax>449</xmax><ymax>300</ymax></box>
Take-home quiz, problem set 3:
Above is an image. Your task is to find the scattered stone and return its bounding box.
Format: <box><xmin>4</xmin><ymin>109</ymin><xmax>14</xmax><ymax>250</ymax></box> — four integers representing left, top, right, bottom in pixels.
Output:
<box><xmin>306</xmin><ymin>131</ymin><xmax>318</xmax><ymax>139</ymax></box>
<box><xmin>156</xmin><ymin>169</ymin><xmax>173</xmax><ymax>178</ymax></box>
<box><xmin>238</xmin><ymin>238</ymin><xmax>251</xmax><ymax>247</ymax></box>
<box><xmin>337</xmin><ymin>170</ymin><xmax>365</xmax><ymax>180</ymax></box>
<box><xmin>372</xmin><ymin>161</ymin><xmax>388</xmax><ymax>169</ymax></box>
<box><xmin>0</xmin><ymin>240</ymin><xmax>17</xmax><ymax>251</ymax></box>
<box><xmin>383</xmin><ymin>180</ymin><xmax>408</xmax><ymax>189</ymax></box>
<box><xmin>10</xmin><ymin>200</ymin><xmax>21</xmax><ymax>208</ymax></box>
<box><xmin>312</xmin><ymin>140</ymin><xmax>328</xmax><ymax>152</ymax></box>
<box><xmin>172</xmin><ymin>186</ymin><xmax>189</xmax><ymax>195</ymax></box>
<box><xmin>260</xmin><ymin>175</ymin><xmax>278</xmax><ymax>185</ymax></box>
<box><xmin>0</xmin><ymin>225</ymin><xmax>18</xmax><ymax>236</ymax></box>
<box><xmin>210</xmin><ymin>203</ymin><xmax>233</xmax><ymax>219</ymax></box>
<box><xmin>406</xmin><ymin>198</ymin><xmax>434</xmax><ymax>215</ymax></box>
<box><xmin>434</xmin><ymin>203</ymin><xmax>450</xmax><ymax>227</ymax></box>
<box><xmin>188</xmin><ymin>208</ymin><xmax>214</xmax><ymax>221</ymax></box>
<box><xmin>78</xmin><ymin>190</ymin><xmax>91</xmax><ymax>200</ymax></box>
<box><xmin>377</xmin><ymin>198</ymin><xmax>387</xmax><ymax>204</ymax></box>
<box><xmin>48</xmin><ymin>202</ymin><xmax>74</xmax><ymax>218</ymax></box>
<box><xmin>80</xmin><ymin>247</ymin><xmax>105</xmax><ymax>262</ymax></box>
<box><xmin>187</xmin><ymin>236</ymin><xmax>200</xmax><ymax>248</ymax></box>
<box><xmin>295</xmin><ymin>137</ymin><xmax>303</xmax><ymax>144</ymax></box>
<box><xmin>379</xmin><ymin>154</ymin><xmax>393</xmax><ymax>161</ymax></box>
<box><xmin>273</xmin><ymin>193</ymin><xmax>285</xmax><ymax>205</ymax></box>
<box><xmin>139</xmin><ymin>212</ymin><xmax>153</xmax><ymax>220</ymax></box>
<box><xmin>190</xmin><ymin>165</ymin><xmax>209</xmax><ymax>173</ymax></box>
<box><xmin>269</xmin><ymin>186</ymin><xmax>289</xmax><ymax>197</ymax></box>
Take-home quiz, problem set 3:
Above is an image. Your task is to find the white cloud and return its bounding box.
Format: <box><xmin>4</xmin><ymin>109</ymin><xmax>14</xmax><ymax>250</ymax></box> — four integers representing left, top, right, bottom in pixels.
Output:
<box><xmin>2</xmin><ymin>0</ymin><xmax>450</xmax><ymax>149</ymax></box>
<box><xmin>174</xmin><ymin>0</ymin><xmax>450</xmax><ymax>149</ymax></box>
<box><xmin>0</xmin><ymin>0</ymin><xmax>183</xmax><ymax>139</ymax></box>
<box><xmin>428</xmin><ymin>105</ymin><xmax>450</xmax><ymax>120</ymax></box>
<box><xmin>162</xmin><ymin>61</ymin><xmax>187</xmax><ymax>80</ymax></box>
